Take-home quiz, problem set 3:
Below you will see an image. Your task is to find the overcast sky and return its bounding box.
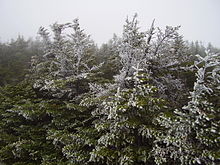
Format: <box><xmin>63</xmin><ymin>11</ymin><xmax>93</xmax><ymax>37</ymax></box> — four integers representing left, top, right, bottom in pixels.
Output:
<box><xmin>0</xmin><ymin>0</ymin><xmax>219</xmax><ymax>46</ymax></box>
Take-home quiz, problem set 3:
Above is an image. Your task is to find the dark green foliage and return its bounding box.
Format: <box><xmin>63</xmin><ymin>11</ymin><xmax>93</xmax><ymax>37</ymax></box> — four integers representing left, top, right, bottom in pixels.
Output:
<box><xmin>0</xmin><ymin>82</ymin><xmax>67</xmax><ymax>164</ymax></box>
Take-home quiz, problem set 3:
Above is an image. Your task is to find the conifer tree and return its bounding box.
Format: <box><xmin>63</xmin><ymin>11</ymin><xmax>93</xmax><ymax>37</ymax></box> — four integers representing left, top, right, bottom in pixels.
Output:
<box><xmin>81</xmin><ymin>15</ymin><xmax>166</xmax><ymax>164</ymax></box>
<box><xmin>153</xmin><ymin>50</ymin><xmax>220</xmax><ymax>165</ymax></box>
<box><xmin>31</xmin><ymin>19</ymin><xmax>101</xmax><ymax>164</ymax></box>
<box><xmin>31</xmin><ymin>19</ymin><xmax>97</xmax><ymax>99</ymax></box>
<box><xmin>114</xmin><ymin>14</ymin><xmax>147</xmax><ymax>88</ymax></box>
<box><xmin>113</xmin><ymin>15</ymin><xmax>190</xmax><ymax>108</ymax></box>
<box><xmin>85</xmin><ymin>68</ymin><xmax>166</xmax><ymax>164</ymax></box>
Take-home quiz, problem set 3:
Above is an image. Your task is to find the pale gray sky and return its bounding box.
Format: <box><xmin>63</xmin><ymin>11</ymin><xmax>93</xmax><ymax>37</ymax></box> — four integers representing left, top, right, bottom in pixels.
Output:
<box><xmin>0</xmin><ymin>0</ymin><xmax>219</xmax><ymax>46</ymax></box>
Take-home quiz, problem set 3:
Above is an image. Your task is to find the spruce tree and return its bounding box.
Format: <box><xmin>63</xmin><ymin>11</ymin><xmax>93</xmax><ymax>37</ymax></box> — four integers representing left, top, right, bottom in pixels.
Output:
<box><xmin>31</xmin><ymin>19</ymin><xmax>101</xmax><ymax>164</ymax></box>
<box><xmin>85</xmin><ymin>68</ymin><xmax>166</xmax><ymax>164</ymax></box>
<box><xmin>153</xmin><ymin>50</ymin><xmax>220</xmax><ymax>165</ymax></box>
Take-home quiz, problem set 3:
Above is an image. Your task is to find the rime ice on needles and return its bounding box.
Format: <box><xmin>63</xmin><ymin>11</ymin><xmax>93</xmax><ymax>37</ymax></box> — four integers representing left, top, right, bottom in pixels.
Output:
<box><xmin>153</xmin><ymin>50</ymin><xmax>220</xmax><ymax>165</ymax></box>
<box><xmin>31</xmin><ymin>19</ymin><xmax>98</xmax><ymax>98</ymax></box>
<box><xmin>88</xmin><ymin>66</ymin><xmax>165</xmax><ymax>164</ymax></box>
<box><xmin>115</xmin><ymin>14</ymin><xmax>147</xmax><ymax>87</ymax></box>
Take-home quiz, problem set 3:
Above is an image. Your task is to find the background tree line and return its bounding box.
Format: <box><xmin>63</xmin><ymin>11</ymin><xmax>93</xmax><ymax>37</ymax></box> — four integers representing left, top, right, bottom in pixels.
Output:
<box><xmin>0</xmin><ymin>34</ymin><xmax>219</xmax><ymax>87</ymax></box>
<box><xmin>0</xmin><ymin>36</ymin><xmax>43</xmax><ymax>86</ymax></box>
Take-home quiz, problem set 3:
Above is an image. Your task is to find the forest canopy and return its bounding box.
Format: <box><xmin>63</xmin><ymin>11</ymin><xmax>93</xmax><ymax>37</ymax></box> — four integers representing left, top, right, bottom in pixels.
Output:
<box><xmin>0</xmin><ymin>15</ymin><xmax>219</xmax><ymax>165</ymax></box>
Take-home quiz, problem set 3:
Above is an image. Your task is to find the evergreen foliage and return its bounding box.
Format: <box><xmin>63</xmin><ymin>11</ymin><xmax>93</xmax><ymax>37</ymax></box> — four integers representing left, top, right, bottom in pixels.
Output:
<box><xmin>153</xmin><ymin>51</ymin><xmax>220</xmax><ymax>165</ymax></box>
<box><xmin>83</xmin><ymin>69</ymin><xmax>166</xmax><ymax>165</ymax></box>
<box><xmin>0</xmin><ymin>15</ymin><xmax>219</xmax><ymax>165</ymax></box>
<box><xmin>0</xmin><ymin>82</ymin><xmax>66</xmax><ymax>164</ymax></box>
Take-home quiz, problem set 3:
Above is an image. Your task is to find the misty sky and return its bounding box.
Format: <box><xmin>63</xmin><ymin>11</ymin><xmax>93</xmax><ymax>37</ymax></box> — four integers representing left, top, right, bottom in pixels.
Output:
<box><xmin>0</xmin><ymin>0</ymin><xmax>219</xmax><ymax>46</ymax></box>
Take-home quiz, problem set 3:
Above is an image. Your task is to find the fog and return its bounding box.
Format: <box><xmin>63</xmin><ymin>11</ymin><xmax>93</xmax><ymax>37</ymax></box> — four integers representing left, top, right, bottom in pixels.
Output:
<box><xmin>0</xmin><ymin>0</ymin><xmax>219</xmax><ymax>46</ymax></box>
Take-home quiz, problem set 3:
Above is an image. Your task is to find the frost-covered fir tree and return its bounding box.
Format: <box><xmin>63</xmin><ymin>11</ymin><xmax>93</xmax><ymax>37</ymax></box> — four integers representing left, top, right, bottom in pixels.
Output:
<box><xmin>146</xmin><ymin>25</ymin><xmax>192</xmax><ymax>108</ymax></box>
<box><xmin>79</xmin><ymin>15</ymin><xmax>192</xmax><ymax>164</ymax></box>
<box><xmin>88</xmin><ymin>14</ymin><xmax>148</xmax><ymax>98</ymax></box>
<box><xmin>31</xmin><ymin>19</ymin><xmax>97</xmax><ymax>98</ymax></box>
<box><xmin>81</xmin><ymin>67</ymin><xmax>166</xmax><ymax>165</ymax></box>
<box><xmin>114</xmin><ymin>14</ymin><xmax>147</xmax><ymax>88</ymax></box>
<box><xmin>113</xmin><ymin>15</ymin><xmax>190</xmax><ymax>108</ymax></box>
<box><xmin>153</xmin><ymin>50</ymin><xmax>220</xmax><ymax>165</ymax></box>
<box><xmin>30</xmin><ymin>19</ymin><xmax>101</xmax><ymax>164</ymax></box>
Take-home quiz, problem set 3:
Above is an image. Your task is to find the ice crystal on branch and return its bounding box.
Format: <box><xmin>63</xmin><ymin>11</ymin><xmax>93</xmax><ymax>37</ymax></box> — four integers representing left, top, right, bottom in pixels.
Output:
<box><xmin>87</xmin><ymin>67</ymin><xmax>165</xmax><ymax>164</ymax></box>
<box><xmin>153</xmin><ymin>50</ymin><xmax>220</xmax><ymax>165</ymax></box>
<box><xmin>31</xmin><ymin>19</ymin><xmax>98</xmax><ymax>98</ymax></box>
<box><xmin>112</xmin><ymin>15</ymin><xmax>190</xmax><ymax>108</ymax></box>
<box><xmin>115</xmin><ymin>14</ymin><xmax>148</xmax><ymax>87</ymax></box>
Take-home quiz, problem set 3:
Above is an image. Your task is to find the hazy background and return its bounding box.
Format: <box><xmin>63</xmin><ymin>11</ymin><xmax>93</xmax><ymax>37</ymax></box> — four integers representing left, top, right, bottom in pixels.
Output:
<box><xmin>0</xmin><ymin>0</ymin><xmax>219</xmax><ymax>46</ymax></box>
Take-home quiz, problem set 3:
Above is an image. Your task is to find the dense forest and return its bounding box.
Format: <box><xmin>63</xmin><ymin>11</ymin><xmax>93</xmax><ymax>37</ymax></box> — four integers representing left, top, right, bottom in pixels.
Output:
<box><xmin>0</xmin><ymin>15</ymin><xmax>219</xmax><ymax>165</ymax></box>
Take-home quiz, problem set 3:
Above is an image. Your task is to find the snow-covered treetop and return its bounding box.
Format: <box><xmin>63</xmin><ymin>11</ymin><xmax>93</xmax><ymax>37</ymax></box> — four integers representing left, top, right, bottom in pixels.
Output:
<box><xmin>33</xmin><ymin>19</ymin><xmax>96</xmax><ymax>79</ymax></box>
<box><xmin>31</xmin><ymin>19</ymin><xmax>100</xmax><ymax>98</ymax></box>
<box><xmin>114</xmin><ymin>14</ymin><xmax>186</xmax><ymax>88</ymax></box>
<box><xmin>114</xmin><ymin>14</ymin><xmax>147</xmax><ymax>87</ymax></box>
